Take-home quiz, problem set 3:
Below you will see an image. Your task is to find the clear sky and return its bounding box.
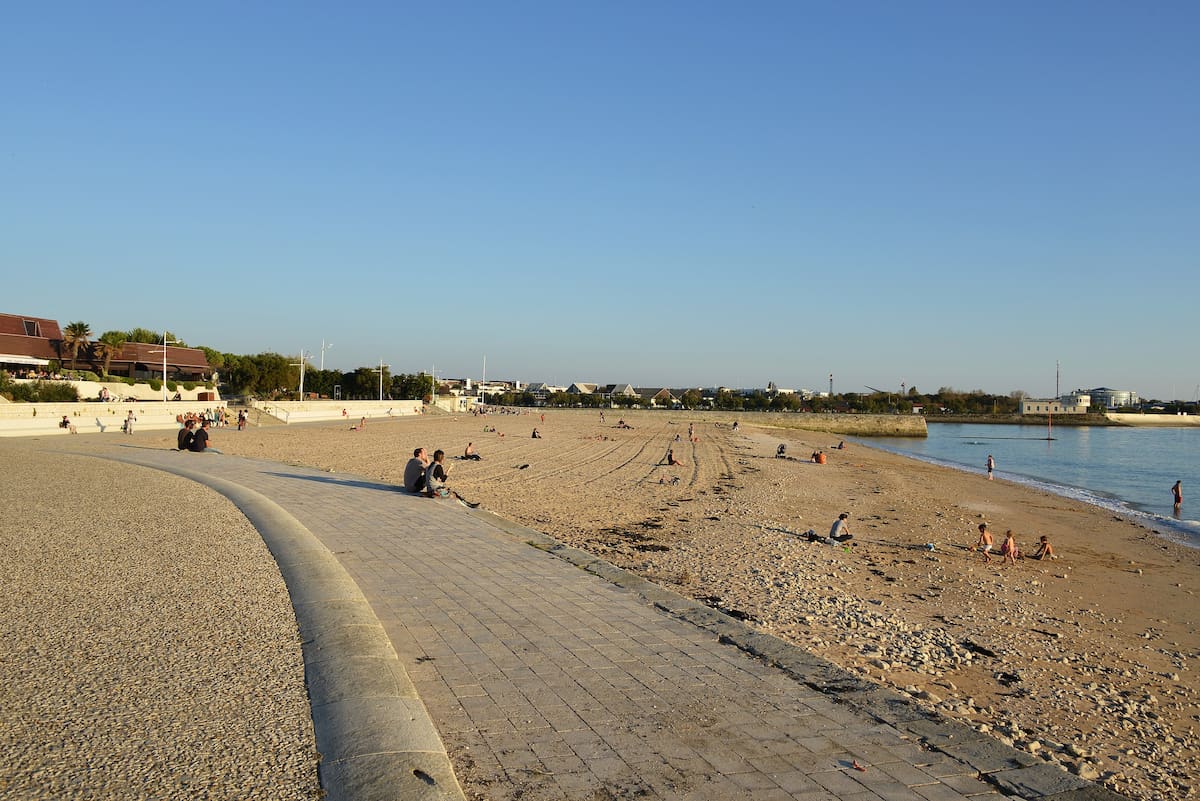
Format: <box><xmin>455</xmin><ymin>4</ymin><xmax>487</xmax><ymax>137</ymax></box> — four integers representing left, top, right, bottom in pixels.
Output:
<box><xmin>3</xmin><ymin>2</ymin><xmax>1197</xmax><ymax>400</ymax></box>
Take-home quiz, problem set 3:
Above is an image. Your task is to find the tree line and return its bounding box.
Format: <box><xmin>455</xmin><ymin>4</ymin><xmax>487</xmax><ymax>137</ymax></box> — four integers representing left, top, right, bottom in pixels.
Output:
<box><xmin>482</xmin><ymin>387</ymin><xmax>1040</xmax><ymax>415</ymax></box>
<box><xmin>43</xmin><ymin>321</ymin><xmax>438</xmax><ymax>401</ymax></box>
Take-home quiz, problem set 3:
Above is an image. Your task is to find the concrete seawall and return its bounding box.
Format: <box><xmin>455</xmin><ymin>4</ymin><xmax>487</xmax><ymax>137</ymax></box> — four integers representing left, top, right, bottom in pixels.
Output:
<box><xmin>1105</xmin><ymin>412</ymin><xmax>1200</xmax><ymax>427</ymax></box>
<box><xmin>751</xmin><ymin>412</ymin><xmax>928</xmax><ymax>437</ymax></box>
<box><xmin>652</xmin><ymin>410</ymin><xmax>927</xmax><ymax>437</ymax></box>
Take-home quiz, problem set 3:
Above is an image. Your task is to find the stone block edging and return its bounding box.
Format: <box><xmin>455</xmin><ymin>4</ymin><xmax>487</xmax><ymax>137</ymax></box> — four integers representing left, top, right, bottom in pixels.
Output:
<box><xmin>92</xmin><ymin>453</ymin><xmax>466</xmax><ymax>801</ymax></box>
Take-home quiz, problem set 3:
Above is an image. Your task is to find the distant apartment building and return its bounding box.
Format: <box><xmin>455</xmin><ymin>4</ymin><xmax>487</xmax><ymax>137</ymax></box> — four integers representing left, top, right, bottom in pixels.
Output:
<box><xmin>1020</xmin><ymin>395</ymin><xmax>1089</xmax><ymax>415</ymax></box>
<box><xmin>1020</xmin><ymin>387</ymin><xmax>1138</xmax><ymax>415</ymax></box>
<box><xmin>1088</xmin><ymin>387</ymin><xmax>1139</xmax><ymax>409</ymax></box>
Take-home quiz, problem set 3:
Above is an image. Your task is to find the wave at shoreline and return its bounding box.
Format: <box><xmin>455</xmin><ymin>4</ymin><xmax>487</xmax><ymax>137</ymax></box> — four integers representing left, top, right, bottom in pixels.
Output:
<box><xmin>864</xmin><ymin>441</ymin><xmax>1200</xmax><ymax>548</ymax></box>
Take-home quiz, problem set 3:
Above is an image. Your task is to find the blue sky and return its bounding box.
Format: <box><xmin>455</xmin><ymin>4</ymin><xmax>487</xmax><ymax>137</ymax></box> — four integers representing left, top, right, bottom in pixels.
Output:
<box><xmin>3</xmin><ymin>2</ymin><xmax>1197</xmax><ymax>399</ymax></box>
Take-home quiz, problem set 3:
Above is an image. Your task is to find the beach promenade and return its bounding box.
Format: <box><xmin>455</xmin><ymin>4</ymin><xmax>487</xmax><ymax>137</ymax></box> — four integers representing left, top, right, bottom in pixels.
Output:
<box><xmin>24</xmin><ymin>437</ymin><xmax>1130</xmax><ymax>801</ymax></box>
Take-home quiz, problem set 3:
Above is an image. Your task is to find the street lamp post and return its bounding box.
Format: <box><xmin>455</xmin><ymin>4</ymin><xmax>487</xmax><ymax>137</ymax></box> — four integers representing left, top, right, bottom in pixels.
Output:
<box><xmin>373</xmin><ymin>360</ymin><xmax>390</xmax><ymax>401</ymax></box>
<box><xmin>292</xmin><ymin>350</ymin><xmax>312</xmax><ymax>400</ymax></box>
<box><xmin>151</xmin><ymin>331</ymin><xmax>179</xmax><ymax>401</ymax></box>
<box><xmin>320</xmin><ymin>339</ymin><xmax>333</xmax><ymax>371</ymax></box>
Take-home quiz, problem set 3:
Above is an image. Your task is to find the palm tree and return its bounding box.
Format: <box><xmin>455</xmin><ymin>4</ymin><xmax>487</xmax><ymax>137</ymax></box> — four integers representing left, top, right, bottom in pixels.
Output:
<box><xmin>61</xmin><ymin>321</ymin><xmax>92</xmax><ymax>371</ymax></box>
<box><xmin>95</xmin><ymin>331</ymin><xmax>128</xmax><ymax>377</ymax></box>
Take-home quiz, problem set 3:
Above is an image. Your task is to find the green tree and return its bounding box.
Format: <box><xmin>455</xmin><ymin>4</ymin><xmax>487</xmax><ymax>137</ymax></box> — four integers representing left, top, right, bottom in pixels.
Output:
<box><xmin>680</xmin><ymin>389</ymin><xmax>702</xmax><ymax>409</ymax></box>
<box><xmin>125</xmin><ymin>327</ymin><xmax>162</xmax><ymax>344</ymax></box>
<box><xmin>199</xmin><ymin>346</ymin><xmax>225</xmax><ymax>370</ymax></box>
<box><xmin>61</xmin><ymin>321</ymin><xmax>92</xmax><ymax>370</ymax></box>
<box><xmin>389</xmin><ymin>373</ymin><xmax>430</xmax><ymax>400</ymax></box>
<box><xmin>94</xmin><ymin>330</ymin><xmax>128</xmax><ymax>376</ymax></box>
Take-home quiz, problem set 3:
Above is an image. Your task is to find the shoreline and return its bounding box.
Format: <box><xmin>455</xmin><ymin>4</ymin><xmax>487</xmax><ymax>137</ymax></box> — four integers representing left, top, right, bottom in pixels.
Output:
<box><xmin>864</xmin><ymin>439</ymin><xmax>1200</xmax><ymax>549</ymax></box>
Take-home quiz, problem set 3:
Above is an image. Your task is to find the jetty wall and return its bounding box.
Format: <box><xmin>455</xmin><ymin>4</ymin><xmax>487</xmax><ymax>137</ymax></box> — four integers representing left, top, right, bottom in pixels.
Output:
<box><xmin>1105</xmin><ymin>412</ymin><xmax>1200</xmax><ymax>427</ymax></box>
<box><xmin>748</xmin><ymin>412</ymin><xmax>927</xmax><ymax>437</ymax></box>
<box><xmin>543</xmin><ymin>408</ymin><xmax>927</xmax><ymax>437</ymax></box>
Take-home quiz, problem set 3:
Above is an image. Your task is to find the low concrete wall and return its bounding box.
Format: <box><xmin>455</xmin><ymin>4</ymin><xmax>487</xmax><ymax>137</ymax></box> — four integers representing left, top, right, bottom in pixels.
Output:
<box><xmin>583</xmin><ymin>409</ymin><xmax>928</xmax><ymax>437</ymax></box>
<box><xmin>748</xmin><ymin>412</ymin><xmax>928</xmax><ymax>437</ymax></box>
<box><xmin>0</xmin><ymin>401</ymin><xmax>228</xmax><ymax>438</ymax></box>
<box><xmin>8</xmin><ymin>377</ymin><xmax>220</xmax><ymax>403</ymax></box>
<box><xmin>1105</xmin><ymin>412</ymin><xmax>1200</xmax><ymax>427</ymax></box>
<box><xmin>252</xmin><ymin>400</ymin><xmax>423</xmax><ymax>425</ymax></box>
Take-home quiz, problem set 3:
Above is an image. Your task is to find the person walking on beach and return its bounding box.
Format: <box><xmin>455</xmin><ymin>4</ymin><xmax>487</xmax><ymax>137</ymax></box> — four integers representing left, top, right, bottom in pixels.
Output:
<box><xmin>1172</xmin><ymin>480</ymin><xmax>1183</xmax><ymax>510</ymax></box>
<box><xmin>986</xmin><ymin>454</ymin><xmax>995</xmax><ymax>480</ymax></box>
<box><xmin>976</xmin><ymin>523</ymin><xmax>994</xmax><ymax>563</ymax></box>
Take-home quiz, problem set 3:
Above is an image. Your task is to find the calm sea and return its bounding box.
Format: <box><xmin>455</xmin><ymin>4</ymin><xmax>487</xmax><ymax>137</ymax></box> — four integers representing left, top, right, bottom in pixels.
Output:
<box><xmin>867</xmin><ymin>422</ymin><xmax>1199</xmax><ymax>547</ymax></box>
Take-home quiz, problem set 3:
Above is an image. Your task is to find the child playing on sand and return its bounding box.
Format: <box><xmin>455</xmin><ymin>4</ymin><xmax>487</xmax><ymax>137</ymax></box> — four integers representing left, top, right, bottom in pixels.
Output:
<box><xmin>1033</xmin><ymin>535</ymin><xmax>1056</xmax><ymax>560</ymax></box>
<box><xmin>976</xmin><ymin>523</ymin><xmax>994</xmax><ymax>563</ymax></box>
<box><xmin>1000</xmin><ymin>530</ymin><xmax>1020</xmax><ymax>565</ymax></box>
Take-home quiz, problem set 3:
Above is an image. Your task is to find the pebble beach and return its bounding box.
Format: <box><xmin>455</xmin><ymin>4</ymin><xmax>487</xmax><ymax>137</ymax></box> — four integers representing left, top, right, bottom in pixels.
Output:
<box><xmin>3</xmin><ymin>407</ymin><xmax>1196</xmax><ymax>801</ymax></box>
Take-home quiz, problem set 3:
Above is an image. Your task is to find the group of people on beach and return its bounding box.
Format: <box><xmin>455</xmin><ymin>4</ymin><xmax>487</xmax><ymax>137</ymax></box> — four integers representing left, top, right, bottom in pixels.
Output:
<box><xmin>175</xmin><ymin>418</ymin><xmax>221</xmax><ymax>453</ymax></box>
<box><xmin>402</xmin><ymin>446</ymin><xmax>477</xmax><ymax>505</ymax></box>
<box><xmin>975</xmin><ymin>522</ymin><xmax>1054</xmax><ymax>565</ymax></box>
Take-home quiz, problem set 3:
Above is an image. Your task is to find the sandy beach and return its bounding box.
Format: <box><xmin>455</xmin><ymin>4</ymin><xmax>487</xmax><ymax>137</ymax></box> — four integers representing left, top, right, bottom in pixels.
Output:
<box><xmin>7</xmin><ymin>407</ymin><xmax>1197</xmax><ymax>800</ymax></box>
<box><xmin>200</xmin><ymin>407</ymin><xmax>1196</xmax><ymax>801</ymax></box>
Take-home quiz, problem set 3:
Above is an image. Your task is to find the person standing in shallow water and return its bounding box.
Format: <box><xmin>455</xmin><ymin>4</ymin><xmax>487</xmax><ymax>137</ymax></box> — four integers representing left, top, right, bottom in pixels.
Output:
<box><xmin>986</xmin><ymin>454</ymin><xmax>995</xmax><ymax>480</ymax></box>
<box><xmin>1172</xmin><ymin>480</ymin><xmax>1182</xmax><ymax>510</ymax></box>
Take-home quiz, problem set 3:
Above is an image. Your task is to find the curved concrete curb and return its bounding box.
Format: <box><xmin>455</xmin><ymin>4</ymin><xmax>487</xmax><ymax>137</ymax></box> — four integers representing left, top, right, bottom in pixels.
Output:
<box><xmin>92</xmin><ymin>454</ymin><xmax>466</xmax><ymax>801</ymax></box>
<box><xmin>468</xmin><ymin>507</ymin><xmax>1132</xmax><ymax>801</ymax></box>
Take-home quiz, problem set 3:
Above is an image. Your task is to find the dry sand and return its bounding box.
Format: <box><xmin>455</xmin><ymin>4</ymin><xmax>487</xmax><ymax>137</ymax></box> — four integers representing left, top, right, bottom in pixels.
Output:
<box><xmin>14</xmin><ymin>407</ymin><xmax>1197</xmax><ymax>800</ymax></box>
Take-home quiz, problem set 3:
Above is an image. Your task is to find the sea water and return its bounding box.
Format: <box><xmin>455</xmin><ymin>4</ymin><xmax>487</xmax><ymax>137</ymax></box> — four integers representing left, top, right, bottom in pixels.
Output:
<box><xmin>867</xmin><ymin>423</ymin><xmax>1199</xmax><ymax>547</ymax></box>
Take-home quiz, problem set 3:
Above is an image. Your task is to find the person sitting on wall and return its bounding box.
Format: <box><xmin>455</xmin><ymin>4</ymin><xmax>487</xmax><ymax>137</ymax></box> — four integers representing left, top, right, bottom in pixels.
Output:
<box><xmin>177</xmin><ymin>419</ymin><xmax>195</xmax><ymax>451</ymax></box>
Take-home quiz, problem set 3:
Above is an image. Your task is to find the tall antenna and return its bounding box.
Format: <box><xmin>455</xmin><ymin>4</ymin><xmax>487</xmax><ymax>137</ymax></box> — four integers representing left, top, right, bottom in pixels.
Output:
<box><xmin>1056</xmin><ymin>360</ymin><xmax>1060</xmax><ymax>398</ymax></box>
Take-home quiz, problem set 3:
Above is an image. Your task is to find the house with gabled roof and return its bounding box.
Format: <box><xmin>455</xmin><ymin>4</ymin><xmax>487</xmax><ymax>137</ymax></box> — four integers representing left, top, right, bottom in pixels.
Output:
<box><xmin>635</xmin><ymin>387</ymin><xmax>677</xmax><ymax>407</ymax></box>
<box><xmin>600</xmin><ymin>383</ymin><xmax>637</xmax><ymax>398</ymax></box>
<box><xmin>567</xmin><ymin>382</ymin><xmax>598</xmax><ymax>395</ymax></box>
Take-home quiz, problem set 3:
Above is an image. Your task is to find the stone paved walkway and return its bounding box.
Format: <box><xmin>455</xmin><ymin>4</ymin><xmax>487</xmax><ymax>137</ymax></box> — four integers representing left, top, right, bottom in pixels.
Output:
<box><xmin>81</xmin><ymin>444</ymin><xmax>1120</xmax><ymax>801</ymax></box>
